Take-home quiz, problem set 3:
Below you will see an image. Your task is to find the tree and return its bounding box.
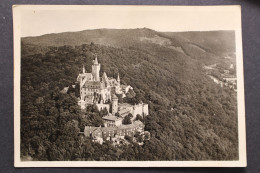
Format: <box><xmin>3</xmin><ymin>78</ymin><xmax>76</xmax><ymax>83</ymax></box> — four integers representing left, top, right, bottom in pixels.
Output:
<box><xmin>122</xmin><ymin>113</ymin><xmax>133</xmax><ymax>125</ymax></box>
<box><xmin>86</xmin><ymin>104</ymin><xmax>99</xmax><ymax>113</ymax></box>
<box><xmin>100</xmin><ymin>107</ymin><xmax>108</xmax><ymax>117</ymax></box>
<box><xmin>134</xmin><ymin>132</ymin><xmax>143</xmax><ymax>143</ymax></box>
<box><xmin>124</xmin><ymin>135</ymin><xmax>133</xmax><ymax>142</ymax></box>
<box><xmin>115</xmin><ymin>112</ymin><xmax>120</xmax><ymax>117</ymax></box>
<box><xmin>135</xmin><ymin>114</ymin><xmax>143</xmax><ymax>122</ymax></box>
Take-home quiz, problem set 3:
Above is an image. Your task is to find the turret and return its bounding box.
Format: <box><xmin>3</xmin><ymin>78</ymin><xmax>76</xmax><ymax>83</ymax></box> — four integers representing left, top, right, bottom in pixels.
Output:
<box><xmin>102</xmin><ymin>72</ymin><xmax>108</xmax><ymax>82</ymax></box>
<box><xmin>94</xmin><ymin>55</ymin><xmax>98</xmax><ymax>65</ymax></box>
<box><xmin>111</xmin><ymin>94</ymin><xmax>118</xmax><ymax>115</ymax></box>
<box><xmin>92</xmin><ymin>55</ymin><xmax>100</xmax><ymax>81</ymax></box>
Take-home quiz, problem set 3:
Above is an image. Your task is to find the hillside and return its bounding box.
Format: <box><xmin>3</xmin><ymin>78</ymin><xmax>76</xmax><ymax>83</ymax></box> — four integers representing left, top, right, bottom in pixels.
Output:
<box><xmin>20</xmin><ymin>28</ymin><xmax>238</xmax><ymax>161</ymax></box>
<box><xmin>165</xmin><ymin>31</ymin><xmax>236</xmax><ymax>56</ymax></box>
<box><xmin>21</xmin><ymin>28</ymin><xmax>235</xmax><ymax>64</ymax></box>
<box><xmin>22</xmin><ymin>28</ymin><xmax>157</xmax><ymax>47</ymax></box>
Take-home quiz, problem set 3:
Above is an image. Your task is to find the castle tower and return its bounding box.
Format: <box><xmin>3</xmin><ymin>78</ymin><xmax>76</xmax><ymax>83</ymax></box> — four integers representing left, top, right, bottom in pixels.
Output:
<box><xmin>111</xmin><ymin>94</ymin><xmax>118</xmax><ymax>115</ymax></box>
<box><xmin>92</xmin><ymin>55</ymin><xmax>100</xmax><ymax>81</ymax></box>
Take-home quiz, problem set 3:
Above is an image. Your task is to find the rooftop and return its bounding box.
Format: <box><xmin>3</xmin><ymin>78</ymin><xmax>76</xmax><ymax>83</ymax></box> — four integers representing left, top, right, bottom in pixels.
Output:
<box><xmin>102</xmin><ymin>115</ymin><xmax>119</xmax><ymax>121</ymax></box>
<box><xmin>111</xmin><ymin>94</ymin><xmax>118</xmax><ymax>100</ymax></box>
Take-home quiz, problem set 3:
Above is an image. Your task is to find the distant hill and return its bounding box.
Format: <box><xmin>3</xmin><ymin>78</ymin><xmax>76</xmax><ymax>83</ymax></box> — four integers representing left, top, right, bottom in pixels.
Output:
<box><xmin>22</xmin><ymin>28</ymin><xmax>235</xmax><ymax>61</ymax></box>
<box><xmin>165</xmin><ymin>31</ymin><xmax>236</xmax><ymax>57</ymax></box>
<box><xmin>22</xmin><ymin>28</ymin><xmax>157</xmax><ymax>47</ymax></box>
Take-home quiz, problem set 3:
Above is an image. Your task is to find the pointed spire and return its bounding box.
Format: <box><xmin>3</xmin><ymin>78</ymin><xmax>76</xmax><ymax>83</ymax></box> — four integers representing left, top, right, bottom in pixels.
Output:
<box><xmin>83</xmin><ymin>65</ymin><xmax>85</xmax><ymax>73</ymax></box>
<box><xmin>102</xmin><ymin>72</ymin><xmax>108</xmax><ymax>81</ymax></box>
<box><xmin>117</xmin><ymin>73</ymin><xmax>120</xmax><ymax>82</ymax></box>
<box><xmin>94</xmin><ymin>55</ymin><xmax>98</xmax><ymax>65</ymax></box>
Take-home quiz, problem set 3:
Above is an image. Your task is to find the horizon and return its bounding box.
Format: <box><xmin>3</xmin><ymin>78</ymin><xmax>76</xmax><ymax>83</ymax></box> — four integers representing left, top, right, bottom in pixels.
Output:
<box><xmin>18</xmin><ymin>5</ymin><xmax>241</xmax><ymax>37</ymax></box>
<box><xmin>22</xmin><ymin>28</ymin><xmax>235</xmax><ymax>38</ymax></box>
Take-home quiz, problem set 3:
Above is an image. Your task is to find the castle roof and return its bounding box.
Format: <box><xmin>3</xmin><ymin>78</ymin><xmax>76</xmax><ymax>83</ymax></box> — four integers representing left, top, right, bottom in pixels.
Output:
<box><xmin>92</xmin><ymin>127</ymin><xmax>102</xmax><ymax>136</ymax></box>
<box><xmin>101</xmin><ymin>126</ymin><xmax>117</xmax><ymax>133</ymax></box>
<box><xmin>117</xmin><ymin>123</ymin><xmax>135</xmax><ymax>130</ymax></box>
<box><xmin>118</xmin><ymin>109</ymin><xmax>131</xmax><ymax>118</ymax></box>
<box><xmin>121</xmin><ymin>85</ymin><xmax>127</xmax><ymax>88</ymax></box>
<box><xmin>83</xmin><ymin>81</ymin><xmax>104</xmax><ymax>89</ymax></box>
<box><xmin>94</xmin><ymin>55</ymin><xmax>99</xmax><ymax>65</ymax></box>
<box><xmin>133</xmin><ymin>120</ymin><xmax>143</xmax><ymax>126</ymax></box>
<box><xmin>111</xmin><ymin>94</ymin><xmax>118</xmax><ymax>100</ymax></box>
<box><xmin>84</xmin><ymin>126</ymin><xmax>99</xmax><ymax>134</ymax></box>
<box><xmin>84</xmin><ymin>121</ymin><xmax>144</xmax><ymax>136</ymax></box>
<box><xmin>103</xmin><ymin>115</ymin><xmax>120</xmax><ymax>121</ymax></box>
<box><xmin>118</xmin><ymin>103</ymin><xmax>133</xmax><ymax>109</ymax></box>
<box><xmin>83</xmin><ymin>73</ymin><xmax>93</xmax><ymax>78</ymax></box>
<box><xmin>77</xmin><ymin>73</ymin><xmax>92</xmax><ymax>81</ymax></box>
<box><xmin>102</xmin><ymin>115</ymin><xmax>118</xmax><ymax>121</ymax></box>
<box><xmin>102</xmin><ymin>72</ymin><xmax>108</xmax><ymax>81</ymax></box>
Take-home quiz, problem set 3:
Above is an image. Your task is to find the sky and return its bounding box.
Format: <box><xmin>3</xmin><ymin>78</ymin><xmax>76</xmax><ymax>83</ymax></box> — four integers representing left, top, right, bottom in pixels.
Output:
<box><xmin>18</xmin><ymin>5</ymin><xmax>241</xmax><ymax>37</ymax></box>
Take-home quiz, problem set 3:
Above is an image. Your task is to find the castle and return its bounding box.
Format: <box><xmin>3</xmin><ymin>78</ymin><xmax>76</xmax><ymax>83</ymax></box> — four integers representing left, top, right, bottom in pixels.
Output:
<box><xmin>76</xmin><ymin>55</ymin><xmax>148</xmax><ymax>120</ymax></box>
<box><xmin>76</xmin><ymin>55</ymin><xmax>150</xmax><ymax>144</ymax></box>
<box><xmin>77</xmin><ymin>55</ymin><xmax>121</xmax><ymax>109</ymax></box>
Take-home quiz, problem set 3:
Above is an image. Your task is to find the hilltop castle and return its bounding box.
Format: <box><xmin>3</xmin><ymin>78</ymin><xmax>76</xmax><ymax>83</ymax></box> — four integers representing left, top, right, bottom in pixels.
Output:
<box><xmin>76</xmin><ymin>55</ymin><xmax>148</xmax><ymax>120</ymax></box>
<box><xmin>76</xmin><ymin>55</ymin><xmax>149</xmax><ymax>144</ymax></box>
<box><xmin>77</xmin><ymin>55</ymin><xmax>121</xmax><ymax>109</ymax></box>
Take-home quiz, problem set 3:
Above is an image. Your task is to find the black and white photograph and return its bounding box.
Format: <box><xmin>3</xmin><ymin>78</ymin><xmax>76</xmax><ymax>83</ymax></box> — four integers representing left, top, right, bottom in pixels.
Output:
<box><xmin>13</xmin><ymin>5</ymin><xmax>246</xmax><ymax>167</ymax></box>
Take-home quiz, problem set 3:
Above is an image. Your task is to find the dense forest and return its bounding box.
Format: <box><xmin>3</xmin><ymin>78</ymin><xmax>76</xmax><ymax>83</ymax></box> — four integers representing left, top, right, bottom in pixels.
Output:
<box><xmin>20</xmin><ymin>29</ymin><xmax>238</xmax><ymax>161</ymax></box>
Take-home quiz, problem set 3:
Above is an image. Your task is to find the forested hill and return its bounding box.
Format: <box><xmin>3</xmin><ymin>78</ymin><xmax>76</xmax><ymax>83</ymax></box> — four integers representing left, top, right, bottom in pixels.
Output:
<box><xmin>22</xmin><ymin>28</ymin><xmax>235</xmax><ymax>61</ymax></box>
<box><xmin>21</xmin><ymin>28</ymin><xmax>238</xmax><ymax>161</ymax></box>
<box><xmin>165</xmin><ymin>31</ymin><xmax>236</xmax><ymax>56</ymax></box>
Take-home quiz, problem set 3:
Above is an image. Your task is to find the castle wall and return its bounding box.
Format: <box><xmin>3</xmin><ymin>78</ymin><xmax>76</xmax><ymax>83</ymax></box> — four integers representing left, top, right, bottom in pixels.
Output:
<box><xmin>143</xmin><ymin>104</ymin><xmax>149</xmax><ymax>116</ymax></box>
<box><xmin>132</xmin><ymin>105</ymin><xmax>143</xmax><ymax>119</ymax></box>
<box><xmin>132</xmin><ymin>104</ymin><xmax>149</xmax><ymax>119</ymax></box>
<box><xmin>115</xmin><ymin>119</ymin><xmax>122</xmax><ymax>126</ymax></box>
<box><xmin>118</xmin><ymin>104</ymin><xmax>133</xmax><ymax>118</ymax></box>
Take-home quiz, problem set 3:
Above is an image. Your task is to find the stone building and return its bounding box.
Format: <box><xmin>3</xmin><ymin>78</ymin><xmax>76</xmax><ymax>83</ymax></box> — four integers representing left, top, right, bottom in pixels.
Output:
<box><xmin>102</xmin><ymin>114</ymin><xmax>123</xmax><ymax>127</ymax></box>
<box><xmin>118</xmin><ymin>102</ymin><xmax>149</xmax><ymax>120</ymax></box>
<box><xmin>84</xmin><ymin>120</ymin><xmax>145</xmax><ymax>144</ymax></box>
